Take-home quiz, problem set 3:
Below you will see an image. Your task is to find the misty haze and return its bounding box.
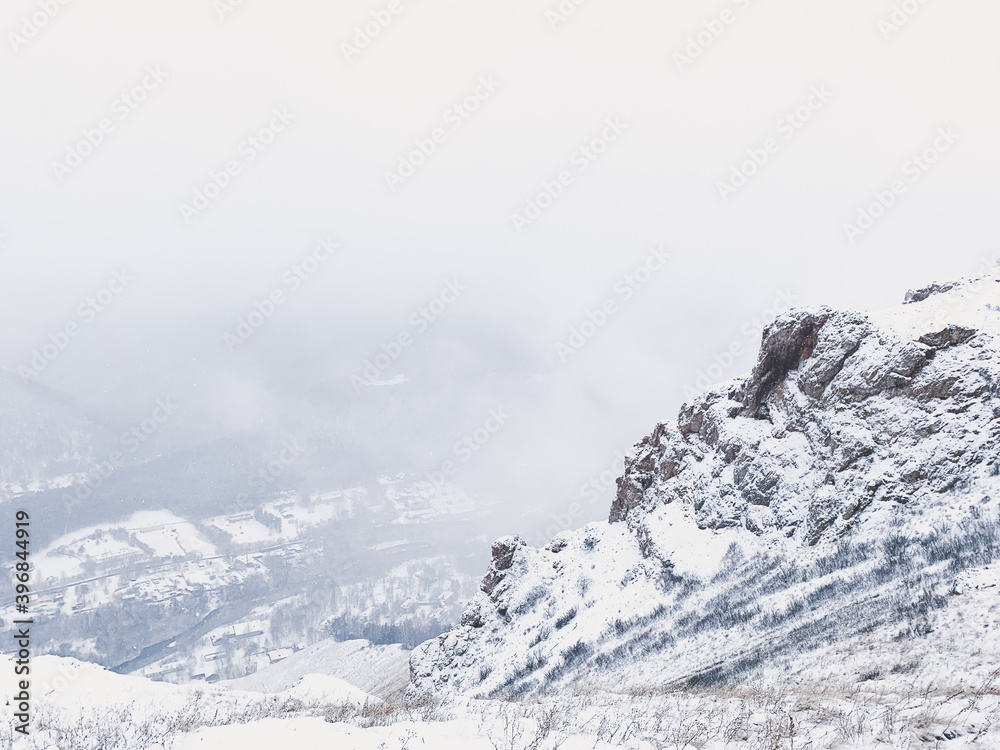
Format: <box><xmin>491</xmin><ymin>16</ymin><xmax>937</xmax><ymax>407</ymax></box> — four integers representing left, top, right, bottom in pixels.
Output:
<box><xmin>2</xmin><ymin>1</ymin><xmax>1000</xmax><ymax>748</ymax></box>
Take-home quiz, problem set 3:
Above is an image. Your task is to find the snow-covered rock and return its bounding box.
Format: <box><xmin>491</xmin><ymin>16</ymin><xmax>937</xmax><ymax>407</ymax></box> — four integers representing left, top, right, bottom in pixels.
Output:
<box><xmin>411</xmin><ymin>271</ymin><xmax>1000</xmax><ymax>698</ymax></box>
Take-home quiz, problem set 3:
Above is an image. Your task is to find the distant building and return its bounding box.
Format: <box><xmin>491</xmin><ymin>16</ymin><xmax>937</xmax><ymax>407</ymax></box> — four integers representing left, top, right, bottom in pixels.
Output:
<box><xmin>267</xmin><ymin>648</ymin><xmax>294</xmax><ymax>664</ymax></box>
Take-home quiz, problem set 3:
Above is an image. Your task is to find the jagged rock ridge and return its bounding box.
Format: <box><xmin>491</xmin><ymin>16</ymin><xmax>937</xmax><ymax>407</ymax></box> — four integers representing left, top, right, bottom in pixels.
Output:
<box><xmin>410</xmin><ymin>271</ymin><xmax>1000</xmax><ymax>698</ymax></box>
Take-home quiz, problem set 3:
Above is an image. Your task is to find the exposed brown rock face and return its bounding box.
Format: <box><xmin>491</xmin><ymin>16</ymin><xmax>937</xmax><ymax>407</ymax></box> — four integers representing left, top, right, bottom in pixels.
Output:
<box><xmin>745</xmin><ymin>310</ymin><xmax>831</xmax><ymax>417</ymax></box>
<box><xmin>919</xmin><ymin>325</ymin><xmax>977</xmax><ymax>350</ymax></box>
<box><xmin>904</xmin><ymin>281</ymin><xmax>961</xmax><ymax>304</ymax></box>
<box><xmin>481</xmin><ymin>536</ymin><xmax>524</xmax><ymax>597</ymax></box>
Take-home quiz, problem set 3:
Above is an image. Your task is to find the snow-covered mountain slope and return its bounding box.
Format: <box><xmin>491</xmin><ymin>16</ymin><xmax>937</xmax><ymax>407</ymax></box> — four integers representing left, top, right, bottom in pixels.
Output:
<box><xmin>410</xmin><ymin>271</ymin><xmax>1000</xmax><ymax>698</ymax></box>
<box><xmin>223</xmin><ymin>638</ymin><xmax>410</xmax><ymax>699</ymax></box>
<box><xmin>0</xmin><ymin>370</ymin><xmax>106</xmax><ymax>498</ymax></box>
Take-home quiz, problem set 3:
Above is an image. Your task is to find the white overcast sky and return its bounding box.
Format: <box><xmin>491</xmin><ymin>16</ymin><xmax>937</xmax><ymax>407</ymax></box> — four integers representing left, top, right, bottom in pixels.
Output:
<box><xmin>1</xmin><ymin>0</ymin><xmax>998</xmax><ymax>532</ymax></box>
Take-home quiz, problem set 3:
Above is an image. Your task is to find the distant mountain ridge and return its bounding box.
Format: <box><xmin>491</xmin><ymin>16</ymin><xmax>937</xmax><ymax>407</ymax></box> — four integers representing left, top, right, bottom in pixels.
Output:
<box><xmin>0</xmin><ymin>369</ymin><xmax>108</xmax><ymax>496</ymax></box>
<box><xmin>410</xmin><ymin>271</ymin><xmax>1000</xmax><ymax>698</ymax></box>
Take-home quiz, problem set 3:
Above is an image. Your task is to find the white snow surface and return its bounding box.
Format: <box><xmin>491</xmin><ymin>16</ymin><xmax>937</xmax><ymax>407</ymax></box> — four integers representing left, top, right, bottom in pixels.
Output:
<box><xmin>5</xmin><ymin>650</ymin><xmax>1000</xmax><ymax>749</ymax></box>
<box><xmin>223</xmin><ymin>638</ymin><xmax>411</xmax><ymax>700</ymax></box>
<box><xmin>872</xmin><ymin>269</ymin><xmax>1000</xmax><ymax>339</ymax></box>
<box><xmin>34</xmin><ymin>509</ymin><xmax>215</xmax><ymax>580</ymax></box>
<box><xmin>277</xmin><ymin>673</ymin><xmax>373</xmax><ymax>705</ymax></box>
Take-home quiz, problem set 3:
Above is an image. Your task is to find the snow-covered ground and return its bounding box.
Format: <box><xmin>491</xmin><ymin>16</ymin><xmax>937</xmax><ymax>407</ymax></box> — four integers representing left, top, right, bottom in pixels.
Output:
<box><xmin>222</xmin><ymin>638</ymin><xmax>410</xmax><ymax>699</ymax></box>
<box><xmin>33</xmin><ymin>510</ymin><xmax>215</xmax><ymax>582</ymax></box>
<box><xmin>4</xmin><ymin>651</ymin><xmax>999</xmax><ymax>749</ymax></box>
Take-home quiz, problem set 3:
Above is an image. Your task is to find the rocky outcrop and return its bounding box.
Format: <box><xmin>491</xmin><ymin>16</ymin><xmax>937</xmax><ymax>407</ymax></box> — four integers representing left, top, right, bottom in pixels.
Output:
<box><xmin>904</xmin><ymin>280</ymin><xmax>961</xmax><ymax>304</ymax></box>
<box><xmin>610</xmin><ymin>279</ymin><xmax>1000</xmax><ymax>547</ymax></box>
<box><xmin>410</xmin><ymin>271</ymin><xmax>1000</xmax><ymax>698</ymax></box>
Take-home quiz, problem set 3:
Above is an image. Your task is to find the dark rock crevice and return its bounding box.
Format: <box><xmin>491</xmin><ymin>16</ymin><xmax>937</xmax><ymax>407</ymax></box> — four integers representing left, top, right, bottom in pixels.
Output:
<box><xmin>745</xmin><ymin>312</ymin><xmax>831</xmax><ymax>418</ymax></box>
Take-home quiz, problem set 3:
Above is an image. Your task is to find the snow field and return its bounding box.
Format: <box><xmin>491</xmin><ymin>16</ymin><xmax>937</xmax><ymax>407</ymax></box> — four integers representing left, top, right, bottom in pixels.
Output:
<box><xmin>5</xmin><ymin>651</ymin><xmax>1000</xmax><ymax>749</ymax></box>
